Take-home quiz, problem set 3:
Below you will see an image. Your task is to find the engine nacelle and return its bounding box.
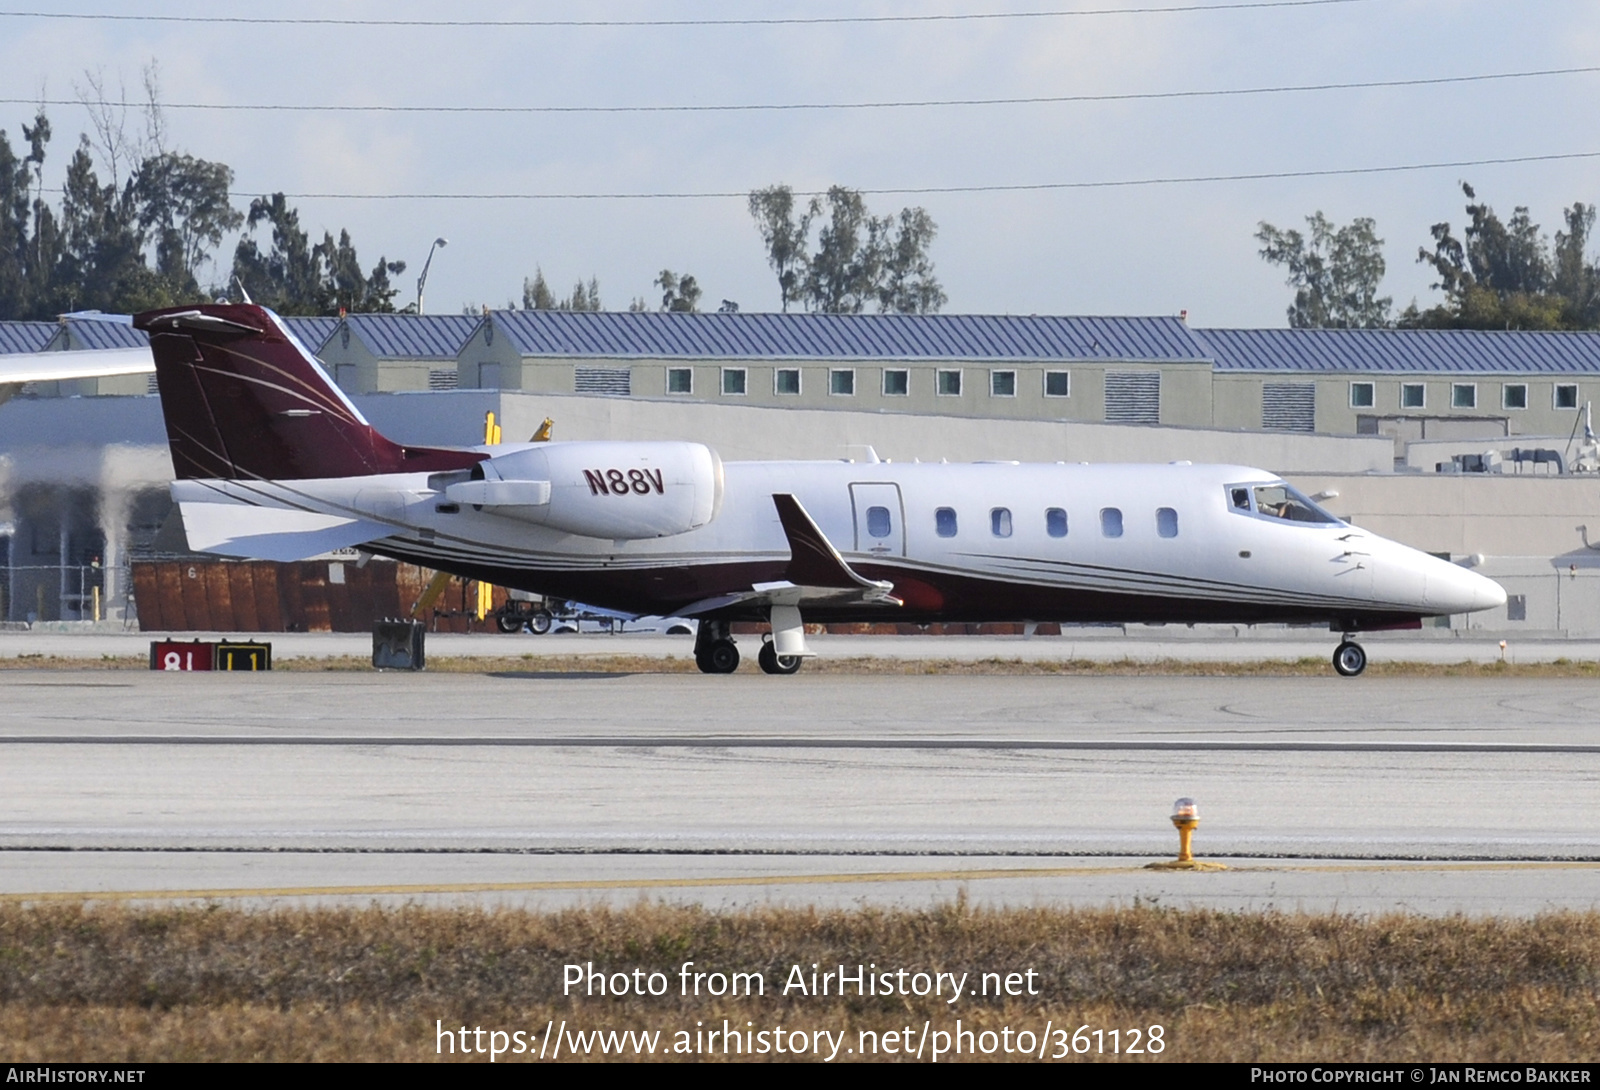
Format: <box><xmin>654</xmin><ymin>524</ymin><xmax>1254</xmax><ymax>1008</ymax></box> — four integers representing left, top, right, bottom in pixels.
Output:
<box><xmin>446</xmin><ymin>440</ymin><xmax>723</xmax><ymax>539</ymax></box>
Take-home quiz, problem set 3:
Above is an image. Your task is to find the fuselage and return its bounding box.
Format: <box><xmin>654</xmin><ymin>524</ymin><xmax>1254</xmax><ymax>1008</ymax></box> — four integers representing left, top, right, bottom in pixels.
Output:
<box><xmin>175</xmin><ymin>455</ymin><xmax>1506</xmax><ymax>628</ymax></box>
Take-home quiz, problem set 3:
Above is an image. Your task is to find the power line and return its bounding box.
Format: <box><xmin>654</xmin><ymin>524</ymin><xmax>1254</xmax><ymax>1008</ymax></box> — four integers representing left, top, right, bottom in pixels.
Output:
<box><xmin>4</xmin><ymin>65</ymin><xmax>1591</xmax><ymax>118</ymax></box>
<box><xmin>251</xmin><ymin>151</ymin><xmax>1600</xmax><ymax>202</ymax></box>
<box><xmin>0</xmin><ymin>1</ymin><xmax>1376</xmax><ymax>28</ymax></box>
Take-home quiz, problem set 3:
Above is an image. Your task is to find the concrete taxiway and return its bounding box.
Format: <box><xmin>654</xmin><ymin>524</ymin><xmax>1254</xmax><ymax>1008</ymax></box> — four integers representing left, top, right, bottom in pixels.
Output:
<box><xmin>1</xmin><ymin>665</ymin><xmax>1598</xmax><ymax>914</ymax></box>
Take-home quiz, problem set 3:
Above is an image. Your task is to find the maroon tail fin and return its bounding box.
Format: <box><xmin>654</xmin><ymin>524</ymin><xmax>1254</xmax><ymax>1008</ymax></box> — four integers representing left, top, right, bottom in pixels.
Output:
<box><xmin>133</xmin><ymin>304</ymin><xmax>483</xmax><ymax>480</ymax></box>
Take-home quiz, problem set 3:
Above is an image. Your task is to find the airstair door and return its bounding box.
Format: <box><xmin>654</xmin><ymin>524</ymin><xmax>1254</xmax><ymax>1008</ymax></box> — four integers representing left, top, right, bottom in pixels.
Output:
<box><xmin>849</xmin><ymin>482</ymin><xmax>906</xmax><ymax>558</ymax></box>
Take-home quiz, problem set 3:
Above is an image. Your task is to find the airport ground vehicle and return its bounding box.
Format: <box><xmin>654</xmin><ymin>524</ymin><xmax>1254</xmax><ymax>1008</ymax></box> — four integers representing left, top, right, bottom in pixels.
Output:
<box><xmin>132</xmin><ymin>304</ymin><xmax>1505</xmax><ymax>676</ymax></box>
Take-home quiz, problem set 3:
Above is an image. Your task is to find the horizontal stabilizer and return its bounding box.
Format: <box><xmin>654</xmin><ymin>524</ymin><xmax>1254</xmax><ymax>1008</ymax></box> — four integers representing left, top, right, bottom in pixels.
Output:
<box><xmin>0</xmin><ymin>348</ymin><xmax>153</xmax><ymax>385</ymax></box>
<box><xmin>178</xmin><ymin>502</ymin><xmax>389</xmax><ymax>562</ymax></box>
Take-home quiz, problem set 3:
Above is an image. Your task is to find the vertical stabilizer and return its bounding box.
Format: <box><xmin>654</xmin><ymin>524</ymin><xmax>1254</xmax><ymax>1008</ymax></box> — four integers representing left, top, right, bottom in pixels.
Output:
<box><xmin>133</xmin><ymin>304</ymin><xmax>483</xmax><ymax>480</ymax></box>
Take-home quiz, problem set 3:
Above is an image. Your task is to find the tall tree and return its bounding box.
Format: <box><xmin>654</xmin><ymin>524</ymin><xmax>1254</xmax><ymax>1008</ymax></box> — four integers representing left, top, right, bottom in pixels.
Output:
<box><xmin>747</xmin><ymin>183</ymin><xmax>945</xmax><ymax>314</ymax></box>
<box><xmin>523</xmin><ymin>268</ymin><xmax>602</xmax><ymax>311</ymax></box>
<box><xmin>135</xmin><ymin>152</ymin><xmax>243</xmax><ymax>294</ymax></box>
<box><xmin>747</xmin><ymin>185</ymin><xmax>813</xmax><ymax>312</ymax></box>
<box><xmin>655</xmin><ymin>269</ymin><xmax>701</xmax><ymax>312</ymax></box>
<box><xmin>231</xmin><ymin>193</ymin><xmax>402</xmax><ymax>315</ymax></box>
<box><xmin>1255</xmin><ymin>212</ymin><xmax>1391</xmax><ymax>328</ymax></box>
<box><xmin>1404</xmin><ymin>183</ymin><xmax>1598</xmax><ymax>330</ymax></box>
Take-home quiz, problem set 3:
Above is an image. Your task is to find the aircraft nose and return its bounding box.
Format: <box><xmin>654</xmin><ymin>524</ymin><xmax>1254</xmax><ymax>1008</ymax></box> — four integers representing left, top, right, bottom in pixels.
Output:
<box><xmin>1430</xmin><ymin>561</ymin><xmax>1507</xmax><ymax>614</ymax></box>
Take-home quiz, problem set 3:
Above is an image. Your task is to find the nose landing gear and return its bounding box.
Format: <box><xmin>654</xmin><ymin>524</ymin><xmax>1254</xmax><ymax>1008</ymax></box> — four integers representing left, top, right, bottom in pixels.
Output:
<box><xmin>1332</xmin><ymin>639</ymin><xmax>1367</xmax><ymax>677</ymax></box>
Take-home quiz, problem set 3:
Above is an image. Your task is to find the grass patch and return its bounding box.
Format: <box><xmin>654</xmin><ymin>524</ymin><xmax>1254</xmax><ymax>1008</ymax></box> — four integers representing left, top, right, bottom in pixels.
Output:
<box><xmin>1</xmin><ymin>653</ymin><xmax>1598</xmax><ymax>677</ymax></box>
<box><xmin>0</xmin><ymin>902</ymin><xmax>1595</xmax><ymax>1062</ymax></box>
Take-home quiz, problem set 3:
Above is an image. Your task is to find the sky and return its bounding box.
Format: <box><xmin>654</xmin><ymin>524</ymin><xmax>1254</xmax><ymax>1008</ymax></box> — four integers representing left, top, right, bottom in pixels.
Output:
<box><xmin>1</xmin><ymin>0</ymin><xmax>1597</xmax><ymax>326</ymax></box>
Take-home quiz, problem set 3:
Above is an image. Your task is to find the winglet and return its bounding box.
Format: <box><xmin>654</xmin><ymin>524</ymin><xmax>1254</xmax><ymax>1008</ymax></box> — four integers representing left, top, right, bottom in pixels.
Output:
<box><xmin>772</xmin><ymin>493</ymin><xmax>896</xmax><ymax>598</ymax></box>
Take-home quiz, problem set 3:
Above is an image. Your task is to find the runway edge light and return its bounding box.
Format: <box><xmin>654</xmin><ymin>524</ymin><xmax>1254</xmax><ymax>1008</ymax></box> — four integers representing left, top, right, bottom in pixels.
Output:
<box><xmin>1145</xmin><ymin>797</ymin><xmax>1228</xmax><ymax>872</ymax></box>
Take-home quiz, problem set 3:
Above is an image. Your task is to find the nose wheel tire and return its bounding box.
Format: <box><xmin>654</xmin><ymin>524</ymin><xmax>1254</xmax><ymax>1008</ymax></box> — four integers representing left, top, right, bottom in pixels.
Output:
<box><xmin>696</xmin><ymin>639</ymin><xmax>741</xmax><ymax>674</ymax></box>
<box><xmin>758</xmin><ymin>640</ymin><xmax>802</xmax><ymax>675</ymax></box>
<box><xmin>1333</xmin><ymin>641</ymin><xmax>1367</xmax><ymax>677</ymax></box>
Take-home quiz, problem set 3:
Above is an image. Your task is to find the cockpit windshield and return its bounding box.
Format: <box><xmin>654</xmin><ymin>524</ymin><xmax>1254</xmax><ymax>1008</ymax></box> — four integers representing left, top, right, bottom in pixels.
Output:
<box><xmin>1227</xmin><ymin>482</ymin><xmax>1341</xmax><ymax>524</ymax></box>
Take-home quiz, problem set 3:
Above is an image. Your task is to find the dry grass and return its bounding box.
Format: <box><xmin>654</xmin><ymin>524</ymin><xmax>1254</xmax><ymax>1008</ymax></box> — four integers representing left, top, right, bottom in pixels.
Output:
<box><xmin>0</xmin><ymin>902</ymin><xmax>1596</xmax><ymax>1061</ymax></box>
<box><xmin>0</xmin><ymin>652</ymin><xmax>1598</xmax><ymax>678</ymax></box>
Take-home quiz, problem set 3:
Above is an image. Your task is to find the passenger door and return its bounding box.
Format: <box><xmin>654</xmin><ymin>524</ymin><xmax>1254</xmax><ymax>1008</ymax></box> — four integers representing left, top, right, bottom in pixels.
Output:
<box><xmin>849</xmin><ymin>483</ymin><xmax>906</xmax><ymax>558</ymax></box>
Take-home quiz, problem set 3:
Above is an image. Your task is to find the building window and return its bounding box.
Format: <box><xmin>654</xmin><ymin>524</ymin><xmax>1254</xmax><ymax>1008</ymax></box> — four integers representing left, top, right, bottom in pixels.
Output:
<box><xmin>774</xmin><ymin>368</ymin><xmax>800</xmax><ymax>395</ymax></box>
<box><xmin>1502</xmin><ymin>383</ymin><xmax>1528</xmax><ymax>410</ymax></box>
<box><xmin>1100</xmin><ymin>507</ymin><xmax>1123</xmax><ymax>538</ymax></box>
<box><xmin>829</xmin><ymin>369</ymin><xmax>855</xmax><ymax>396</ymax></box>
<box><xmin>990</xmin><ymin>507</ymin><xmax>1012</xmax><ymax>537</ymax></box>
<box><xmin>1044</xmin><ymin>371</ymin><xmax>1070</xmax><ymax>398</ymax></box>
<box><xmin>1156</xmin><ymin>507</ymin><xmax>1179</xmax><ymax>538</ymax></box>
<box><xmin>1349</xmin><ymin>382</ymin><xmax>1375</xmax><ymax>408</ymax></box>
<box><xmin>937</xmin><ymin>369</ymin><xmax>962</xmax><ymax>396</ymax></box>
<box><xmin>883</xmin><ymin>369</ymin><xmax>909</xmax><ymax>396</ymax></box>
<box><xmin>1046</xmin><ymin>508</ymin><xmax>1068</xmax><ymax>537</ymax></box>
<box><xmin>1507</xmin><ymin>594</ymin><xmax>1527</xmax><ymax>622</ymax></box>
<box><xmin>935</xmin><ymin>507</ymin><xmax>958</xmax><ymax>537</ymax></box>
<box><xmin>1400</xmin><ymin>383</ymin><xmax>1425</xmax><ymax>409</ymax></box>
<box><xmin>1556</xmin><ymin>383</ymin><xmax>1580</xmax><ymax>409</ymax></box>
<box><xmin>990</xmin><ymin>370</ymin><xmax>1016</xmax><ymax>397</ymax></box>
<box><xmin>667</xmin><ymin>367</ymin><xmax>693</xmax><ymax>394</ymax></box>
<box><xmin>722</xmin><ymin>367</ymin><xmax>747</xmax><ymax>396</ymax></box>
<box><xmin>1451</xmin><ymin>383</ymin><xmax>1477</xmax><ymax>409</ymax></box>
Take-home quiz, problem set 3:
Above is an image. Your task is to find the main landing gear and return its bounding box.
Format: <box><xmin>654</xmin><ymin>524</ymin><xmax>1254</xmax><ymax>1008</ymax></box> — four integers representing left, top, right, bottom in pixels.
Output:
<box><xmin>1332</xmin><ymin>639</ymin><xmax>1368</xmax><ymax>677</ymax></box>
<box><xmin>693</xmin><ymin>618</ymin><xmax>809</xmax><ymax>675</ymax></box>
<box><xmin>693</xmin><ymin>619</ymin><xmax>740</xmax><ymax>674</ymax></box>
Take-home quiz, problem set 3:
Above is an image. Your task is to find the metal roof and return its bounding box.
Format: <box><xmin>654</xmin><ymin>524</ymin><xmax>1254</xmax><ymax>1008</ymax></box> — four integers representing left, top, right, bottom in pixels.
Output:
<box><xmin>54</xmin><ymin>320</ymin><xmax>149</xmax><ymax>351</ymax></box>
<box><xmin>0</xmin><ymin>322</ymin><xmax>57</xmax><ymax>354</ymax></box>
<box><xmin>283</xmin><ymin>316</ymin><xmax>340</xmax><ymax>352</ymax></box>
<box><xmin>1200</xmin><ymin>328</ymin><xmax>1600</xmax><ymax>375</ymax></box>
<box><xmin>341</xmin><ymin>313</ymin><xmax>481</xmax><ymax>359</ymax></box>
<box><xmin>487</xmin><ymin>311</ymin><xmax>1209</xmax><ymax>362</ymax></box>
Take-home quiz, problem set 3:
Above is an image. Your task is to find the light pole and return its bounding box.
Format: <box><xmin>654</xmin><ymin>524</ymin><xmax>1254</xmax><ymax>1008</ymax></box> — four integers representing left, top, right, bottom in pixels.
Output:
<box><xmin>415</xmin><ymin>237</ymin><xmax>448</xmax><ymax>315</ymax></box>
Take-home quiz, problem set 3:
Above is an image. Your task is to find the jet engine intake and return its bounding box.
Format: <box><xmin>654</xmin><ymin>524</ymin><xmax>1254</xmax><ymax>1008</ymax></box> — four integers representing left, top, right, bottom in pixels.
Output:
<box><xmin>448</xmin><ymin>440</ymin><xmax>723</xmax><ymax>539</ymax></box>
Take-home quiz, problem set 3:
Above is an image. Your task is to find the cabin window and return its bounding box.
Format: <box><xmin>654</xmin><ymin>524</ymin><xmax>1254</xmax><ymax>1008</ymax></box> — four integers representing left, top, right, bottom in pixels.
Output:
<box><xmin>1046</xmin><ymin>508</ymin><xmax>1068</xmax><ymax>537</ymax></box>
<box><xmin>774</xmin><ymin>368</ymin><xmax>800</xmax><ymax>395</ymax></box>
<box><xmin>1401</xmin><ymin>383</ymin><xmax>1425</xmax><ymax>409</ymax></box>
<box><xmin>1349</xmin><ymin>381</ymin><xmax>1374</xmax><ymax>408</ymax></box>
<box><xmin>935</xmin><ymin>507</ymin><xmax>958</xmax><ymax>537</ymax></box>
<box><xmin>937</xmin><ymin>369</ymin><xmax>963</xmax><ymax>396</ymax></box>
<box><xmin>1251</xmin><ymin>484</ymin><xmax>1339</xmax><ymax>524</ymax></box>
<box><xmin>1100</xmin><ymin>508</ymin><xmax>1123</xmax><ymax>538</ymax></box>
<box><xmin>830</xmin><ymin>369</ymin><xmax>856</xmax><ymax>396</ymax></box>
<box><xmin>1556</xmin><ymin>383</ymin><xmax>1579</xmax><ymax>410</ymax></box>
<box><xmin>1156</xmin><ymin>507</ymin><xmax>1179</xmax><ymax>538</ymax></box>
<box><xmin>1502</xmin><ymin>383</ymin><xmax>1527</xmax><ymax>410</ymax></box>
<box><xmin>990</xmin><ymin>370</ymin><xmax>1017</xmax><ymax>397</ymax></box>
<box><xmin>866</xmin><ymin>506</ymin><xmax>892</xmax><ymax>538</ymax></box>
<box><xmin>991</xmin><ymin>508</ymin><xmax>1013</xmax><ymax>537</ymax></box>
<box><xmin>667</xmin><ymin>367</ymin><xmax>693</xmax><ymax>394</ymax></box>
<box><xmin>883</xmin><ymin>369</ymin><xmax>909</xmax><ymax>396</ymax></box>
<box><xmin>1451</xmin><ymin>383</ymin><xmax>1477</xmax><ymax>409</ymax></box>
<box><xmin>1044</xmin><ymin>371</ymin><xmax>1070</xmax><ymax>397</ymax></box>
<box><xmin>722</xmin><ymin>367</ymin><xmax>747</xmax><ymax>395</ymax></box>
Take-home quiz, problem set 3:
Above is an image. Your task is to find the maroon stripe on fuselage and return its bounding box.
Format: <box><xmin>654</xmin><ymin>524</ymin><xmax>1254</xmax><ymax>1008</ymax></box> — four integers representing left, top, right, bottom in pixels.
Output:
<box><xmin>372</xmin><ymin>546</ymin><xmax>1418</xmax><ymax>629</ymax></box>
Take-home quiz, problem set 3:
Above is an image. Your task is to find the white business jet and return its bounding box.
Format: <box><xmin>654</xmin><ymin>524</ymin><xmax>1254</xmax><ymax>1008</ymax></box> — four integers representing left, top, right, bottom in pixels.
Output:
<box><xmin>133</xmin><ymin>304</ymin><xmax>1505</xmax><ymax>678</ymax></box>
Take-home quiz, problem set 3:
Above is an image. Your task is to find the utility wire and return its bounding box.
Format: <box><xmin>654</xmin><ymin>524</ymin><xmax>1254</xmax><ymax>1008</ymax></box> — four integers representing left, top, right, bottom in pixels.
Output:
<box><xmin>0</xmin><ymin>1</ymin><xmax>1376</xmax><ymax>28</ymax></box>
<box><xmin>3</xmin><ymin>65</ymin><xmax>1591</xmax><ymax>117</ymax></box>
<box><xmin>251</xmin><ymin>151</ymin><xmax>1600</xmax><ymax>202</ymax></box>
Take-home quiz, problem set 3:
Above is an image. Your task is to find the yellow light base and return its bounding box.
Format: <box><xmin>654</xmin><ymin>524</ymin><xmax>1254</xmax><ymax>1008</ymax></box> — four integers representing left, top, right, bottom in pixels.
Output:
<box><xmin>1144</xmin><ymin>859</ymin><xmax>1229</xmax><ymax>871</ymax></box>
